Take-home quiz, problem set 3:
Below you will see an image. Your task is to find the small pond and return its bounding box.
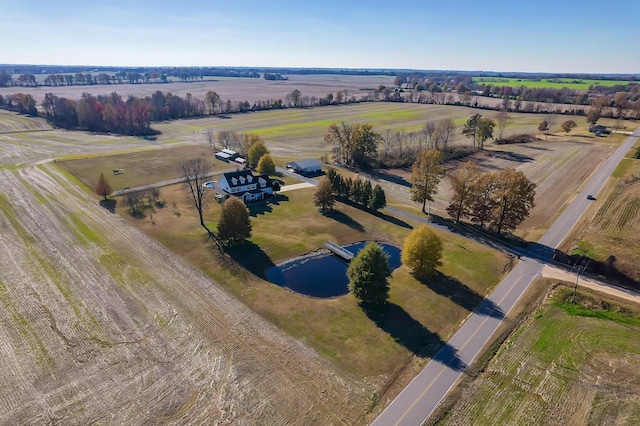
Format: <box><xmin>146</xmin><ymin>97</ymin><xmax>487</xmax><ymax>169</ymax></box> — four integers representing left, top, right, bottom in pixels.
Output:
<box><xmin>267</xmin><ymin>242</ymin><xmax>402</xmax><ymax>298</ymax></box>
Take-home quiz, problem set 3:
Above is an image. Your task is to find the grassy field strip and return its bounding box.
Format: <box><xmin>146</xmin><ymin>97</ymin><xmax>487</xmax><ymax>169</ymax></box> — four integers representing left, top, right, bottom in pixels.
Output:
<box><xmin>436</xmin><ymin>287</ymin><xmax>640</xmax><ymax>425</ymax></box>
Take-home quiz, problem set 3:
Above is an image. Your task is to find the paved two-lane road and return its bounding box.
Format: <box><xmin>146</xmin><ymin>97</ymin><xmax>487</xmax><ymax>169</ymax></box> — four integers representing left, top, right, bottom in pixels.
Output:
<box><xmin>372</xmin><ymin>128</ymin><xmax>640</xmax><ymax>426</ymax></box>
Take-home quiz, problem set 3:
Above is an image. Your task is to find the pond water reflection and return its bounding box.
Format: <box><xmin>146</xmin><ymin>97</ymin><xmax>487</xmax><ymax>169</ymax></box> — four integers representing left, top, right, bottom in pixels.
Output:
<box><xmin>267</xmin><ymin>242</ymin><xmax>401</xmax><ymax>298</ymax></box>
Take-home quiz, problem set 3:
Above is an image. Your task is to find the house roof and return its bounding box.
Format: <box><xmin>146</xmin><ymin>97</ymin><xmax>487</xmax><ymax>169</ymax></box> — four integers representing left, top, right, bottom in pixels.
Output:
<box><xmin>288</xmin><ymin>158</ymin><xmax>322</xmax><ymax>170</ymax></box>
<box><xmin>222</xmin><ymin>170</ymin><xmax>256</xmax><ymax>188</ymax></box>
<box><xmin>222</xmin><ymin>170</ymin><xmax>273</xmax><ymax>188</ymax></box>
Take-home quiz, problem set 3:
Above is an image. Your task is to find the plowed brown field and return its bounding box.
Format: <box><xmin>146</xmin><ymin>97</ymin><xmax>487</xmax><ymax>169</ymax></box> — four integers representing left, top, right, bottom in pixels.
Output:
<box><xmin>0</xmin><ymin>162</ymin><xmax>367</xmax><ymax>424</ymax></box>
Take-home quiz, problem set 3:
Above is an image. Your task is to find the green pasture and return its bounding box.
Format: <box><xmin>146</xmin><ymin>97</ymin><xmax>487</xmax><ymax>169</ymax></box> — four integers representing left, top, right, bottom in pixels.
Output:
<box><xmin>472</xmin><ymin>77</ymin><xmax>632</xmax><ymax>90</ymax></box>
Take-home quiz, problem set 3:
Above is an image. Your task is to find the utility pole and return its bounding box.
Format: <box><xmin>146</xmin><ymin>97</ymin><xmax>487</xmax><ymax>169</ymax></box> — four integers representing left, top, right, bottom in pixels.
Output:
<box><xmin>572</xmin><ymin>257</ymin><xmax>591</xmax><ymax>304</ymax></box>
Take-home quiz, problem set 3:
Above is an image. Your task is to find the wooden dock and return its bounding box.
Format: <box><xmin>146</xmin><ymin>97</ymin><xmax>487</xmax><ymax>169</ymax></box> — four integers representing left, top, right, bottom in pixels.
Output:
<box><xmin>324</xmin><ymin>241</ymin><xmax>355</xmax><ymax>261</ymax></box>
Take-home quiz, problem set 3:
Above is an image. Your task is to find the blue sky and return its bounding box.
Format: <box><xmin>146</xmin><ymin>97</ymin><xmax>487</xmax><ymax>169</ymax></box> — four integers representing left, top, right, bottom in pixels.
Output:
<box><xmin>1</xmin><ymin>0</ymin><xmax>638</xmax><ymax>74</ymax></box>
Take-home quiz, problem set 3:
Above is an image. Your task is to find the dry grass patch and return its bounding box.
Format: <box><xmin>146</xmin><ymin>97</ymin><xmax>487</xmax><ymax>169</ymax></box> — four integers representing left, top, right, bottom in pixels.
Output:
<box><xmin>58</xmin><ymin>145</ymin><xmax>230</xmax><ymax>191</ymax></box>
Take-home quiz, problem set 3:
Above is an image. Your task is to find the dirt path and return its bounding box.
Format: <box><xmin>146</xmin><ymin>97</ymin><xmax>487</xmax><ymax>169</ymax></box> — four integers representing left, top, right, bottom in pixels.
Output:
<box><xmin>0</xmin><ymin>163</ymin><xmax>366</xmax><ymax>424</ymax></box>
<box><xmin>542</xmin><ymin>265</ymin><xmax>640</xmax><ymax>304</ymax></box>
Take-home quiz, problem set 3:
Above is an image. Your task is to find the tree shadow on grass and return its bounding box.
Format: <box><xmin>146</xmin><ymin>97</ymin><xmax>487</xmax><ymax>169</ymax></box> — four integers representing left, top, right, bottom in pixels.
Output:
<box><xmin>248</xmin><ymin>203</ymin><xmax>273</xmax><ymax>217</ymax></box>
<box><xmin>223</xmin><ymin>240</ymin><xmax>275</xmax><ymax>279</ymax></box>
<box><xmin>487</xmin><ymin>150</ymin><xmax>534</xmax><ymax>163</ymax></box>
<box><xmin>324</xmin><ymin>209</ymin><xmax>365</xmax><ymax>232</ymax></box>
<box><xmin>361</xmin><ymin>302</ymin><xmax>466</xmax><ymax>370</ymax></box>
<box><xmin>374</xmin><ymin>211</ymin><xmax>413</xmax><ymax>229</ymax></box>
<box><xmin>337</xmin><ymin>197</ymin><xmax>412</xmax><ymax>229</ymax></box>
<box><xmin>99</xmin><ymin>198</ymin><xmax>117</xmax><ymax>214</ymax></box>
<box><xmin>268</xmin><ymin>194</ymin><xmax>289</xmax><ymax>205</ymax></box>
<box><xmin>248</xmin><ymin>194</ymin><xmax>289</xmax><ymax>217</ymax></box>
<box><xmin>367</xmin><ymin>169</ymin><xmax>411</xmax><ymax>188</ymax></box>
<box><xmin>420</xmin><ymin>272</ymin><xmax>504</xmax><ymax>319</ymax></box>
<box><xmin>521</xmin><ymin>144</ymin><xmax>551</xmax><ymax>151</ymax></box>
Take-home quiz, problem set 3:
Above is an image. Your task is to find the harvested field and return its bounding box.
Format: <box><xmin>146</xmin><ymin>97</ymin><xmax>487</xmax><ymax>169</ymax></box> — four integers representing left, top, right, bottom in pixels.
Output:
<box><xmin>363</xmin><ymin>139</ymin><xmax>615</xmax><ymax>239</ymax></box>
<box><xmin>0</xmin><ymin>110</ymin><xmax>177</xmax><ymax>167</ymax></box>
<box><xmin>560</xmin><ymin>141</ymin><xmax>640</xmax><ymax>281</ymax></box>
<box><xmin>0</xmin><ymin>163</ymin><xmax>368</xmax><ymax>424</ymax></box>
<box><xmin>0</xmin><ymin>74</ymin><xmax>396</xmax><ymax>105</ymax></box>
<box><xmin>0</xmin><ymin>109</ymin><xmax>51</xmax><ymax>133</ymax></box>
<box><xmin>433</xmin><ymin>286</ymin><xmax>640</xmax><ymax>426</ymax></box>
<box><xmin>571</xmin><ymin>180</ymin><xmax>640</xmax><ymax>280</ymax></box>
<box><xmin>152</xmin><ymin>103</ymin><xmax>561</xmax><ymax>160</ymax></box>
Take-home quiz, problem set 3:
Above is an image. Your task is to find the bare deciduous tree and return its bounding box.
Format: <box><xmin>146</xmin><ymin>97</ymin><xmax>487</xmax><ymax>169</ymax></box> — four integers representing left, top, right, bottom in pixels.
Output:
<box><xmin>180</xmin><ymin>158</ymin><xmax>218</xmax><ymax>244</ymax></box>
<box><xmin>215</xmin><ymin>130</ymin><xmax>241</xmax><ymax>150</ymax></box>
<box><xmin>545</xmin><ymin>112</ymin><xmax>556</xmax><ymax>136</ymax></box>
<box><xmin>422</xmin><ymin>122</ymin><xmax>436</xmax><ymax>150</ymax></box>
<box><xmin>124</xmin><ymin>190</ymin><xmax>144</xmax><ymax>215</ymax></box>
<box><xmin>495</xmin><ymin>111</ymin><xmax>512</xmax><ymax>141</ymax></box>
<box><xmin>434</xmin><ymin>118</ymin><xmax>455</xmax><ymax>151</ymax></box>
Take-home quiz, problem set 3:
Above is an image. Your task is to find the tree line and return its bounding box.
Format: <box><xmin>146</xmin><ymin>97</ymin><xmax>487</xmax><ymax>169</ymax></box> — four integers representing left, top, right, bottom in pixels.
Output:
<box><xmin>0</xmin><ymin>68</ymin><xmax>263</xmax><ymax>88</ymax></box>
<box><xmin>0</xmin><ymin>86</ymin><xmax>364</xmax><ymax>136</ymax></box>
<box><xmin>393</xmin><ymin>71</ymin><xmax>639</xmax><ymax>107</ymax></box>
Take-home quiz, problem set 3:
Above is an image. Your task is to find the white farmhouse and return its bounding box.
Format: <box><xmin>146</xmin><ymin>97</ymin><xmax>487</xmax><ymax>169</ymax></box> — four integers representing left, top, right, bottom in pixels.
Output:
<box><xmin>215</xmin><ymin>170</ymin><xmax>274</xmax><ymax>203</ymax></box>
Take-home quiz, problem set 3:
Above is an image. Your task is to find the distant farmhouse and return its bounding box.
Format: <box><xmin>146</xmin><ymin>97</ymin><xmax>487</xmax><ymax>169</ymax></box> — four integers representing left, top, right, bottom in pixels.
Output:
<box><xmin>215</xmin><ymin>170</ymin><xmax>274</xmax><ymax>203</ymax></box>
<box><xmin>285</xmin><ymin>158</ymin><xmax>322</xmax><ymax>175</ymax></box>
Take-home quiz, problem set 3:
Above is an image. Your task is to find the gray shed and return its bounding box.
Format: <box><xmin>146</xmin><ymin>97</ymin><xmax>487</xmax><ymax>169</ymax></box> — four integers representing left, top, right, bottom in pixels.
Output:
<box><xmin>285</xmin><ymin>158</ymin><xmax>322</xmax><ymax>174</ymax></box>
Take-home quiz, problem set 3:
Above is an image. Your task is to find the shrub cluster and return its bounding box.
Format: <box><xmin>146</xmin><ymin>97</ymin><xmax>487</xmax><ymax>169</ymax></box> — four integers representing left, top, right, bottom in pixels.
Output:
<box><xmin>494</xmin><ymin>134</ymin><xmax>539</xmax><ymax>145</ymax></box>
<box><xmin>326</xmin><ymin>169</ymin><xmax>386</xmax><ymax>211</ymax></box>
